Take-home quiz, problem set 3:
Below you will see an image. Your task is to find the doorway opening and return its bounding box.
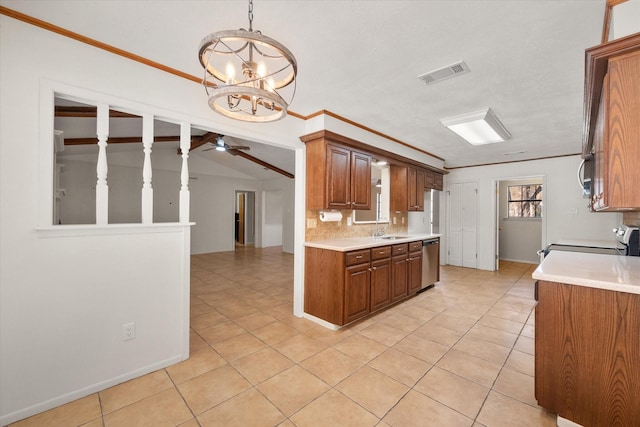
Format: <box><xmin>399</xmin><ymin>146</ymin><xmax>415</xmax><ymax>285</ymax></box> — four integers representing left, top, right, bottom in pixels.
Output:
<box><xmin>235</xmin><ymin>191</ymin><xmax>256</xmax><ymax>247</ymax></box>
<box><xmin>495</xmin><ymin>176</ymin><xmax>545</xmax><ymax>270</ymax></box>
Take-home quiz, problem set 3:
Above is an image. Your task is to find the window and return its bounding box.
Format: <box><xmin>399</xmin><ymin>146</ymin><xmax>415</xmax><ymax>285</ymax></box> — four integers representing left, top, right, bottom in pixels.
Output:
<box><xmin>508</xmin><ymin>184</ymin><xmax>542</xmax><ymax>218</ymax></box>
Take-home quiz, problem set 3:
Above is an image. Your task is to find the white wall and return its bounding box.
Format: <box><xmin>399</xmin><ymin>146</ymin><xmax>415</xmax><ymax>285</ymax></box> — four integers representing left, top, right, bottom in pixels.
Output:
<box><xmin>498</xmin><ymin>178</ymin><xmax>543</xmax><ymax>264</ymax></box>
<box><xmin>408</xmin><ymin>190</ymin><xmax>432</xmax><ymax>234</ymax></box>
<box><xmin>0</xmin><ymin>16</ymin><xmax>304</xmax><ymax>424</ymax></box>
<box><xmin>444</xmin><ymin>155</ymin><xmax>623</xmax><ymax>271</ymax></box>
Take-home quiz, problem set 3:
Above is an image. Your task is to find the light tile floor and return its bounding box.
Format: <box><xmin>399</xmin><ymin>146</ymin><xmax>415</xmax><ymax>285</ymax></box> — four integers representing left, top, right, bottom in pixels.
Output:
<box><xmin>11</xmin><ymin>246</ymin><xmax>557</xmax><ymax>427</ymax></box>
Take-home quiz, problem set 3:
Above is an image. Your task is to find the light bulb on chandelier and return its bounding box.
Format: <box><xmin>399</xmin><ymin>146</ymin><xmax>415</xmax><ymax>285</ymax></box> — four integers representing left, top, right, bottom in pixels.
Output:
<box><xmin>198</xmin><ymin>0</ymin><xmax>298</xmax><ymax>122</ymax></box>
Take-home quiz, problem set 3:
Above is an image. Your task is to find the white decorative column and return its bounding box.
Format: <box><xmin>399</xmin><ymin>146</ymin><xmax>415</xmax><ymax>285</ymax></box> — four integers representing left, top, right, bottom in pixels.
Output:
<box><xmin>179</xmin><ymin>122</ymin><xmax>191</xmax><ymax>223</ymax></box>
<box><xmin>95</xmin><ymin>103</ymin><xmax>109</xmax><ymax>225</ymax></box>
<box><xmin>141</xmin><ymin>113</ymin><xmax>154</xmax><ymax>223</ymax></box>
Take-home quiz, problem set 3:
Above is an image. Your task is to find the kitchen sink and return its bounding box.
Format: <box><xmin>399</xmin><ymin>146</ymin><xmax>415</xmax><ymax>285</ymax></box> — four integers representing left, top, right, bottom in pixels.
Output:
<box><xmin>379</xmin><ymin>235</ymin><xmax>408</xmax><ymax>240</ymax></box>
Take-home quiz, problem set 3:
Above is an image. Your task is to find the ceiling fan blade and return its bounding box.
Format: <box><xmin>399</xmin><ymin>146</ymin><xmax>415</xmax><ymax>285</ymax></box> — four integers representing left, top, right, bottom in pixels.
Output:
<box><xmin>227</xmin><ymin>145</ymin><xmax>250</xmax><ymax>151</ymax></box>
<box><xmin>202</xmin><ymin>147</ymin><xmax>214</xmax><ymax>152</ymax></box>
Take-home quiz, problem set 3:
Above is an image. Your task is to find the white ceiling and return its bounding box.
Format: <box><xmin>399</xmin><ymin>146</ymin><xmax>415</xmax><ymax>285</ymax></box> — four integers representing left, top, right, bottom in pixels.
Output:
<box><xmin>6</xmin><ymin>0</ymin><xmax>607</xmax><ymax>170</ymax></box>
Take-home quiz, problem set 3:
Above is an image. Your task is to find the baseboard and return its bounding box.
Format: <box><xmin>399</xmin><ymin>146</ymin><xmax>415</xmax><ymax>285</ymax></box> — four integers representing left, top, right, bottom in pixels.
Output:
<box><xmin>302</xmin><ymin>313</ymin><xmax>341</xmax><ymax>331</ymax></box>
<box><xmin>499</xmin><ymin>257</ymin><xmax>539</xmax><ymax>265</ymax></box>
<box><xmin>0</xmin><ymin>354</ymin><xmax>184</xmax><ymax>426</ymax></box>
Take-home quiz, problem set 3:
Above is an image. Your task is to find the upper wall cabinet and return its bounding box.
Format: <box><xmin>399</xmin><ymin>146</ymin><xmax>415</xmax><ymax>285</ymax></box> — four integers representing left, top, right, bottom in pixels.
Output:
<box><xmin>424</xmin><ymin>170</ymin><xmax>443</xmax><ymax>191</ymax></box>
<box><xmin>305</xmin><ymin>135</ymin><xmax>371</xmax><ymax>210</ymax></box>
<box><xmin>584</xmin><ymin>33</ymin><xmax>640</xmax><ymax>212</ymax></box>
<box><xmin>390</xmin><ymin>165</ymin><xmax>424</xmax><ymax>212</ymax></box>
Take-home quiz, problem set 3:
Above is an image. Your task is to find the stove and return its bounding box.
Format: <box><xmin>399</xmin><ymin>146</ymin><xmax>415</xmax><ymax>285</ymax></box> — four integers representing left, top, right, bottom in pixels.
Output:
<box><xmin>614</xmin><ymin>225</ymin><xmax>640</xmax><ymax>256</ymax></box>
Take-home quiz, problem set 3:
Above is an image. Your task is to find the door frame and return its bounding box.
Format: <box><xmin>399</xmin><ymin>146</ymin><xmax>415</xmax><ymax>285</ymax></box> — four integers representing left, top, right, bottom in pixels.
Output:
<box><xmin>235</xmin><ymin>190</ymin><xmax>256</xmax><ymax>247</ymax></box>
<box><xmin>494</xmin><ymin>175</ymin><xmax>547</xmax><ymax>270</ymax></box>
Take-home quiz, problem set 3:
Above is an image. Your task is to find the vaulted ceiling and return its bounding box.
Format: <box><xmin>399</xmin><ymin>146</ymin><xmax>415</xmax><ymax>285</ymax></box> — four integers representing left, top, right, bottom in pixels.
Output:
<box><xmin>3</xmin><ymin>1</ymin><xmax>607</xmax><ymax>172</ymax></box>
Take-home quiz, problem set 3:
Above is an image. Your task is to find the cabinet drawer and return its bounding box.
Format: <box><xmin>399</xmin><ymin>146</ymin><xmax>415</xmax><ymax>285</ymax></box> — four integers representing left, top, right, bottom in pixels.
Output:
<box><xmin>371</xmin><ymin>246</ymin><xmax>391</xmax><ymax>260</ymax></box>
<box><xmin>409</xmin><ymin>241</ymin><xmax>422</xmax><ymax>252</ymax></box>
<box><xmin>392</xmin><ymin>244</ymin><xmax>408</xmax><ymax>256</ymax></box>
<box><xmin>345</xmin><ymin>249</ymin><xmax>371</xmax><ymax>266</ymax></box>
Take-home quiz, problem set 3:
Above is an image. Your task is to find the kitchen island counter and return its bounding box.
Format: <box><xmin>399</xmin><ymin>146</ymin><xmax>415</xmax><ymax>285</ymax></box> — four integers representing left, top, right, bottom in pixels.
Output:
<box><xmin>305</xmin><ymin>234</ymin><xmax>441</xmax><ymax>252</ymax></box>
<box><xmin>533</xmin><ymin>250</ymin><xmax>640</xmax><ymax>295</ymax></box>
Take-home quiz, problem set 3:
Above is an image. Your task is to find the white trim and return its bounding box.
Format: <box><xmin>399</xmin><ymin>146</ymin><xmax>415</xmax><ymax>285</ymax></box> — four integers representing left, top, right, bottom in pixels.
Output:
<box><xmin>0</xmin><ymin>354</ymin><xmax>183</xmax><ymax>426</ymax></box>
<box><xmin>557</xmin><ymin>415</ymin><xmax>583</xmax><ymax>427</ymax></box>
<box><xmin>302</xmin><ymin>313</ymin><xmax>341</xmax><ymax>331</ymax></box>
<box><xmin>35</xmin><ymin>222</ymin><xmax>194</xmax><ymax>238</ymax></box>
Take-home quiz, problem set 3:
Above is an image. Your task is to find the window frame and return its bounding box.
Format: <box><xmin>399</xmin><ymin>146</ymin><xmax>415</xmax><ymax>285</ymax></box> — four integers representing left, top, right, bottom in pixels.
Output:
<box><xmin>506</xmin><ymin>184</ymin><xmax>543</xmax><ymax>219</ymax></box>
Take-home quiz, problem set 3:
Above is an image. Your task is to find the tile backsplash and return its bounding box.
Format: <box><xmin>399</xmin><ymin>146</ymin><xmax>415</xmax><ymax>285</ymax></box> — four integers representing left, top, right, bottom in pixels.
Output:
<box><xmin>305</xmin><ymin>210</ymin><xmax>408</xmax><ymax>241</ymax></box>
<box><xmin>623</xmin><ymin>211</ymin><xmax>640</xmax><ymax>226</ymax></box>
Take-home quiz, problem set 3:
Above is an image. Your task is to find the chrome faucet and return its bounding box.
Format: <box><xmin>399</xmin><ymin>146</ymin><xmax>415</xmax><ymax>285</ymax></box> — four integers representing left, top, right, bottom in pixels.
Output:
<box><xmin>372</xmin><ymin>221</ymin><xmax>385</xmax><ymax>237</ymax></box>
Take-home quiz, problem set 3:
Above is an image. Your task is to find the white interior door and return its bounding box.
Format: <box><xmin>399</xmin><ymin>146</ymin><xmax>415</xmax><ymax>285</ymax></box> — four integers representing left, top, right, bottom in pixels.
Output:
<box><xmin>448</xmin><ymin>183</ymin><xmax>463</xmax><ymax>266</ymax></box>
<box><xmin>448</xmin><ymin>182</ymin><xmax>477</xmax><ymax>268</ymax></box>
<box><xmin>462</xmin><ymin>182</ymin><xmax>477</xmax><ymax>268</ymax></box>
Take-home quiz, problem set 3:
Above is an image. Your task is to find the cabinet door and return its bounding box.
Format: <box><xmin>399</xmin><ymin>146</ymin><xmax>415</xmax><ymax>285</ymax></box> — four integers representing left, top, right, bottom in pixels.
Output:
<box><xmin>391</xmin><ymin>254</ymin><xmax>408</xmax><ymax>302</ymax></box>
<box><xmin>351</xmin><ymin>151</ymin><xmax>372</xmax><ymax>210</ymax></box>
<box><xmin>604</xmin><ymin>50</ymin><xmax>640</xmax><ymax>210</ymax></box>
<box><xmin>370</xmin><ymin>258</ymin><xmax>391</xmax><ymax>312</ymax></box>
<box><xmin>535</xmin><ymin>281</ymin><xmax>640</xmax><ymax>425</ymax></box>
<box><xmin>416</xmin><ymin>169</ymin><xmax>425</xmax><ymax>211</ymax></box>
<box><xmin>407</xmin><ymin>251</ymin><xmax>423</xmax><ymax>294</ymax></box>
<box><xmin>433</xmin><ymin>174</ymin><xmax>444</xmax><ymax>191</ymax></box>
<box><xmin>344</xmin><ymin>263</ymin><xmax>370</xmax><ymax>324</ymax></box>
<box><xmin>326</xmin><ymin>144</ymin><xmax>351</xmax><ymax>209</ymax></box>
<box><xmin>408</xmin><ymin>167</ymin><xmax>418</xmax><ymax>210</ymax></box>
<box><xmin>424</xmin><ymin>171</ymin><xmax>435</xmax><ymax>189</ymax></box>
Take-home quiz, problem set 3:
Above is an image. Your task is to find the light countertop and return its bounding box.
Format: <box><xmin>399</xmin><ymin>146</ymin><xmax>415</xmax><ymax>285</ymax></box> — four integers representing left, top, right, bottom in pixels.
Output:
<box><xmin>533</xmin><ymin>251</ymin><xmax>640</xmax><ymax>295</ymax></box>
<box><xmin>305</xmin><ymin>234</ymin><xmax>441</xmax><ymax>251</ymax></box>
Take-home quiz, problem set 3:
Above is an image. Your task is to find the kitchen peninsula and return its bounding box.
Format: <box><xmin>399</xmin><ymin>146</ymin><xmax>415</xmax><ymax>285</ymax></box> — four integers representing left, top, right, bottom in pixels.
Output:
<box><xmin>304</xmin><ymin>234</ymin><xmax>441</xmax><ymax>329</ymax></box>
<box><xmin>532</xmin><ymin>251</ymin><xmax>640</xmax><ymax>427</ymax></box>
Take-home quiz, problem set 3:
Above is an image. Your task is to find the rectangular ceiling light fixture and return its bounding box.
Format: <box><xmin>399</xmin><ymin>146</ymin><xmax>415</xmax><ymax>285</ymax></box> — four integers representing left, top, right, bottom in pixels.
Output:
<box><xmin>440</xmin><ymin>108</ymin><xmax>511</xmax><ymax>145</ymax></box>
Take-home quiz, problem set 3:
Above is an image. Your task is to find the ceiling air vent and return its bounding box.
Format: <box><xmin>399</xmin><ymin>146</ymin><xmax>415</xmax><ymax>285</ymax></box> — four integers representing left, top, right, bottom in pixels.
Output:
<box><xmin>418</xmin><ymin>61</ymin><xmax>470</xmax><ymax>85</ymax></box>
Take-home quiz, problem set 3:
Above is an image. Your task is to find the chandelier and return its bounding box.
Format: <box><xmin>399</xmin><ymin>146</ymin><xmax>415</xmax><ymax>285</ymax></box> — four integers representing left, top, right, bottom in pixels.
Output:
<box><xmin>198</xmin><ymin>0</ymin><xmax>298</xmax><ymax>122</ymax></box>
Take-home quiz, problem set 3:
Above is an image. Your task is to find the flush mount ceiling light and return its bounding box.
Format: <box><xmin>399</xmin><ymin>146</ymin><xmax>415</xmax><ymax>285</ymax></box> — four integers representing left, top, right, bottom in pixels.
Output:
<box><xmin>440</xmin><ymin>108</ymin><xmax>511</xmax><ymax>145</ymax></box>
<box><xmin>198</xmin><ymin>0</ymin><xmax>297</xmax><ymax>122</ymax></box>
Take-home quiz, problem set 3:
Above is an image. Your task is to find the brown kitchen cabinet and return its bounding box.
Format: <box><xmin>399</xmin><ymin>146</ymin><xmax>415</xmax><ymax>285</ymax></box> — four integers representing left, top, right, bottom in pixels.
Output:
<box><xmin>344</xmin><ymin>259</ymin><xmax>371</xmax><ymax>324</ymax></box>
<box><xmin>305</xmin><ymin>138</ymin><xmax>371</xmax><ymax>211</ymax></box>
<box><xmin>584</xmin><ymin>34</ymin><xmax>640</xmax><ymax>212</ymax></box>
<box><xmin>424</xmin><ymin>170</ymin><xmax>444</xmax><ymax>191</ymax></box>
<box><xmin>390</xmin><ymin>165</ymin><xmax>424</xmax><ymax>212</ymax></box>
<box><xmin>390</xmin><ymin>244</ymin><xmax>409</xmax><ymax>302</ymax></box>
<box><xmin>305</xmin><ymin>240</ymin><xmax>424</xmax><ymax>326</ymax></box>
<box><xmin>370</xmin><ymin>246</ymin><xmax>392</xmax><ymax>313</ymax></box>
<box><xmin>407</xmin><ymin>241</ymin><xmax>423</xmax><ymax>294</ymax></box>
<box><xmin>535</xmin><ymin>280</ymin><xmax>640</xmax><ymax>426</ymax></box>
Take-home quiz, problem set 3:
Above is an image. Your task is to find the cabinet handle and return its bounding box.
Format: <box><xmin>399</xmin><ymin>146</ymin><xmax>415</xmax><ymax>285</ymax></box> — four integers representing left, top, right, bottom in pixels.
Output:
<box><xmin>372</xmin><ymin>266</ymin><xmax>377</xmax><ymax>270</ymax></box>
<box><xmin>355</xmin><ymin>255</ymin><xmax>363</xmax><ymax>259</ymax></box>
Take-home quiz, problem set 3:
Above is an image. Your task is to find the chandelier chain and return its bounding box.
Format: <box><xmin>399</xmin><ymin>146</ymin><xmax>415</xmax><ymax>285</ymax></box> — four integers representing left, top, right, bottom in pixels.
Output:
<box><xmin>248</xmin><ymin>0</ymin><xmax>254</xmax><ymax>31</ymax></box>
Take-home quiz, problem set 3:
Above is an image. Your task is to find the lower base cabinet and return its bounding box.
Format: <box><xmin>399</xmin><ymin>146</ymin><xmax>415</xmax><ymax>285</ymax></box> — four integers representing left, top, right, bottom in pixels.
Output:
<box><xmin>370</xmin><ymin>248</ymin><xmax>392</xmax><ymax>312</ymax></box>
<box><xmin>344</xmin><ymin>262</ymin><xmax>370</xmax><ymax>324</ymax></box>
<box><xmin>305</xmin><ymin>240</ymin><xmax>428</xmax><ymax>326</ymax></box>
<box><xmin>535</xmin><ymin>280</ymin><xmax>640</xmax><ymax>426</ymax></box>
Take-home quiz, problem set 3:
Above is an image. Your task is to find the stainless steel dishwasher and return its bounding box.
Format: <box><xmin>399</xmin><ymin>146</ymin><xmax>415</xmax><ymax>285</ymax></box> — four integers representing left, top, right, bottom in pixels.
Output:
<box><xmin>420</xmin><ymin>238</ymin><xmax>440</xmax><ymax>292</ymax></box>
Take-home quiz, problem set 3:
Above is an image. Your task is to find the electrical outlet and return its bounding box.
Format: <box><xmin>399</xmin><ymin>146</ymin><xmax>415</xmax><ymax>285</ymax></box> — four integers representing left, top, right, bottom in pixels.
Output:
<box><xmin>307</xmin><ymin>218</ymin><xmax>317</xmax><ymax>228</ymax></box>
<box><xmin>123</xmin><ymin>322</ymin><xmax>136</xmax><ymax>341</ymax></box>
<box><xmin>393</xmin><ymin>217</ymin><xmax>397</xmax><ymax>224</ymax></box>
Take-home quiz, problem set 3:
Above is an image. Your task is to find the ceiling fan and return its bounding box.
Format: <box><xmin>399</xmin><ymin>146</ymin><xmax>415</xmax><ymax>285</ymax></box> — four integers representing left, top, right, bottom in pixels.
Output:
<box><xmin>202</xmin><ymin>135</ymin><xmax>250</xmax><ymax>152</ymax></box>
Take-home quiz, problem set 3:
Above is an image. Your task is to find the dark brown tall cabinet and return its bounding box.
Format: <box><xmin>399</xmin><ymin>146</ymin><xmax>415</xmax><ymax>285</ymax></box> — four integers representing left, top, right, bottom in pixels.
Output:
<box><xmin>584</xmin><ymin>34</ymin><xmax>640</xmax><ymax>212</ymax></box>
